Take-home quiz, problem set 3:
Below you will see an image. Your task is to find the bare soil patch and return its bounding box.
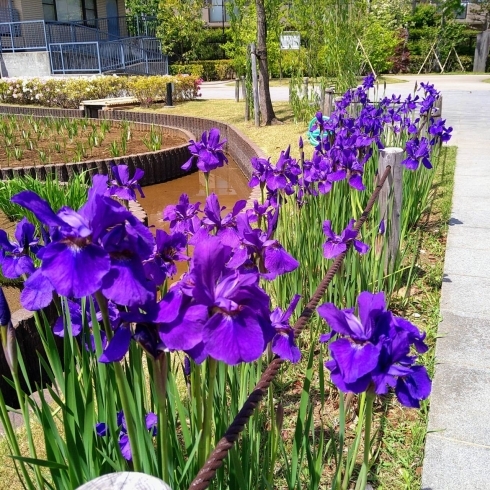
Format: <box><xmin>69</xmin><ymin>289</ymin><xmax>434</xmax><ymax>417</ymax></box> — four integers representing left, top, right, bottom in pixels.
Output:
<box><xmin>0</xmin><ymin>117</ymin><xmax>187</xmax><ymax>168</ymax></box>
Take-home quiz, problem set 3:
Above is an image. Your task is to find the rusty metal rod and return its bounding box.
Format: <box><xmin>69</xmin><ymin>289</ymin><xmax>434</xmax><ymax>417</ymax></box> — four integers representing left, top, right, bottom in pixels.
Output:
<box><xmin>188</xmin><ymin>165</ymin><xmax>392</xmax><ymax>490</ymax></box>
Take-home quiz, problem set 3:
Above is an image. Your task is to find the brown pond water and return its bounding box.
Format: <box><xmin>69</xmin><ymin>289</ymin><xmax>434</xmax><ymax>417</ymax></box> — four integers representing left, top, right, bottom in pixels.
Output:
<box><xmin>140</xmin><ymin>160</ymin><xmax>252</xmax><ymax>230</ymax></box>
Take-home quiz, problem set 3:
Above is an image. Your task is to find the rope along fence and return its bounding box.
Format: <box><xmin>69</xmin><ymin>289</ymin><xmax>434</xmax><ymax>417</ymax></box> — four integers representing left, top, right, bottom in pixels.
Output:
<box><xmin>188</xmin><ymin>165</ymin><xmax>393</xmax><ymax>490</ymax></box>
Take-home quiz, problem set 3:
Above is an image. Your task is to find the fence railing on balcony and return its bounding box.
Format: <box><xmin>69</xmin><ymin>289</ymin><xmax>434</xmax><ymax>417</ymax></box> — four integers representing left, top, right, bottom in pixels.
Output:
<box><xmin>49</xmin><ymin>42</ymin><xmax>100</xmax><ymax>73</ymax></box>
<box><xmin>0</xmin><ymin>15</ymin><xmax>160</xmax><ymax>53</ymax></box>
<box><xmin>0</xmin><ymin>5</ymin><xmax>17</xmax><ymax>23</ymax></box>
<box><xmin>68</xmin><ymin>15</ymin><xmax>158</xmax><ymax>39</ymax></box>
<box><xmin>45</xmin><ymin>21</ymin><xmax>118</xmax><ymax>44</ymax></box>
<box><xmin>0</xmin><ymin>20</ymin><xmax>47</xmax><ymax>52</ymax></box>
<box><xmin>49</xmin><ymin>39</ymin><xmax>168</xmax><ymax>75</ymax></box>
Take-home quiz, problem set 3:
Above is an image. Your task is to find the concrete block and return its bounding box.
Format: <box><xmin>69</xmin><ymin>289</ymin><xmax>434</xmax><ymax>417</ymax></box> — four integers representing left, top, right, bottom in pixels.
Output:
<box><xmin>451</xmin><ymin>174</ymin><xmax>490</xmax><ymax>197</ymax></box>
<box><xmin>443</xmin><ymin>246</ymin><xmax>490</xmax><ymax>278</ymax></box>
<box><xmin>1</xmin><ymin>52</ymin><xmax>51</xmax><ymax>77</ymax></box>
<box><xmin>440</xmin><ymin>275</ymin><xmax>490</xmax><ymax>319</ymax></box>
<box><xmin>448</xmin><ymin>200</ymin><xmax>490</xmax><ymax>228</ymax></box>
<box><xmin>435</xmin><ymin>312</ymin><xmax>490</xmax><ymax>367</ymax></box>
<box><xmin>422</xmin><ymin>434</ymin><xmax>490</xmax><ymax>490</ymax></box>
<box><xmin>426</xmin><ymin>364</ymin><xmax>490</xmax><ymax>446</ymax></box>
<box><xmin>446</xmin><ymin>226</ymin><xmax>490</xmax><ymax>248</ymax></box>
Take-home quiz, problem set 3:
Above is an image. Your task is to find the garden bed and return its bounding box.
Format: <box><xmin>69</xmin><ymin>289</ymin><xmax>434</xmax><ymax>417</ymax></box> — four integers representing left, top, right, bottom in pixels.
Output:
<box><xmin>0</xmin><ymin>116</ymin><xmax>187</xmax><ymax>167</ymax></box>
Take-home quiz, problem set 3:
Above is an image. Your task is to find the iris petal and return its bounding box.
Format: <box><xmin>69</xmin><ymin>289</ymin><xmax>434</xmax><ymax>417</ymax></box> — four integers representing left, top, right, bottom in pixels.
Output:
<box><xmin>42</xmin><ymin>242</ymin><xmax>110</xmax><ymax>298</ymax></box>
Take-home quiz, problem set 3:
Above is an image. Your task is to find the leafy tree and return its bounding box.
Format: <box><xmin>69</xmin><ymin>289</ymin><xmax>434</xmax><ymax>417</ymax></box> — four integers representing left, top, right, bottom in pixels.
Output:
<box><xmin>255</xmin><ymin>0</ymin><xmax>277</xmax><ymax>125</ymax></box>
<box><xmin>361</xmin><ymin>18</ymin><xmax>399</xmax><ymax>74</ymax></box>
<box><xmin>156</xmin><ymin>0</ymin><xmax>207</xmax><ymax>62</ymax></box>
<box><xmin>125</xmin><ymin>0</ymin><xmax>159</xmax><ymax>17</ymax></box>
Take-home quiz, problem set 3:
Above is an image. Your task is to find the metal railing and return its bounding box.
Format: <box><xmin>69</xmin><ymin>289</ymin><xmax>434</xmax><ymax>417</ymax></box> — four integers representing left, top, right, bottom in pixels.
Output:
<box><xmin>0</xmin><ymin>16</ymin><xmax>167</xmax><ymax>76</ymax></box>
<box><xmin>49</xmin><ymin>39</ymin><xmax>168</xmax><ymax>75</ymax></box>
<box><xmin>0</xmin><ymin>6</ymin><xmax>17</xmax><ymax>23</ymax></box>
<box><xmin>46</xmin><ymin>21</ymin><xmax>117</xmax><ymax>44</ymax></box>
<box><xmin>49</xmin><ymin>41</ymin><xmax>101</xmax><ymax>73</ymax></box>
<box><xmin>0</xmin><ymin>15</ymin><xmax>160</xmax><ymax>53</ymax></box>
<box><xmin>0</xmin><ymin>20</ymin><xmax>47</xmax><ymax>52</ymax></box>
<box><xmin>69</xmin><ymin>15</ymin><xmax>158</xmax><ymax>39</ymax></box>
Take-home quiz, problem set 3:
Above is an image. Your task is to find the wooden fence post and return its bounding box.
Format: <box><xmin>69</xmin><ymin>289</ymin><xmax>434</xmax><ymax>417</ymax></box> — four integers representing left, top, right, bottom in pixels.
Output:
<box><xmin>241</xmin><ymin>76</ymin><xmax>249</xmax><ymax>122</ymax></box>
<box><xmin>250</xmin><ymin>43</ymin><xmax>260</xmax><ymax>127</ymax></box>
<box><xmin>378</xmin><ymin>147</ymin><xmax>404</xmax><ymax>274</ymax></box>
<box><xmin>235</xmin><ymin>78</ymin><xmax>240</xmax><ymax>102</ymax></box>
<box><xmin>434</xmin><ymin>95</ymin><xmax>443</xmax><ymax>118</ymax></box>
<box><xmin>241</xmin><ymin>75</ymin><xmax>246</xmax><ymax>100</ymax></box>
<box><xmin>323</xmin><ymin>87</ymin><xmax>335</xmax><ymax>116</ymax></box>
<box><xmin>302</xmin><ymin>77</ymin><xmax>309</xmax><ymax>98</ymax></box>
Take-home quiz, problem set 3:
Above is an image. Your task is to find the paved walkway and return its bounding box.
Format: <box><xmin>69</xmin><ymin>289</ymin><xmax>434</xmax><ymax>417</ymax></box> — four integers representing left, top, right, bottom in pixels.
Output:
<box><xmin>202</xmin><ymin>74</ymin><xmax>490</xmax><ymax>489</ymax></box>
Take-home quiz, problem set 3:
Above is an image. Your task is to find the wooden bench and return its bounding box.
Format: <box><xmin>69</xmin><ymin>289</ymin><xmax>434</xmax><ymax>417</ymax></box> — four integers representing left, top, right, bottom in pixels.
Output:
<box><xmin>79</xmin><ymin>97</ymin><xmax>139</xmax><ymax>118</ymax></box>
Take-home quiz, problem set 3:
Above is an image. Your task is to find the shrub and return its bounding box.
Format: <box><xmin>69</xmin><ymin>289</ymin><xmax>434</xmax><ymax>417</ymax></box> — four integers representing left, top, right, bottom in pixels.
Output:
<box><xmin>127</xmin><ymin>75</ymin><xmax>170</xmax><ymax>107</ymax></box>
<box><xmin>170</xmin><ymin>60</ymin><xmax>234</xmax><ymax>81</ymax></box>
<box><xmin>0</xmin><ymin>75</ymin><xmax>202</xmax><ymax>108</ymax></box>
<box><xmin>170</xmin><ymin>63</ymin><xmax>204</xmax><ymax>78</ymax></box>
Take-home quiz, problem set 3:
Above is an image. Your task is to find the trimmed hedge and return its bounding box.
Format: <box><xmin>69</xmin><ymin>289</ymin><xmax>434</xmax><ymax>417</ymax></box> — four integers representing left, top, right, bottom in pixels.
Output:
<box><xmin>0</xmin><ymin>75</ymin><xmax>202</xmax><ymax>109</ymax></box>
<box><xmin>170</xmin><ymin>60</ymin><xmax>235</xmax><ymax>81</ymax></box>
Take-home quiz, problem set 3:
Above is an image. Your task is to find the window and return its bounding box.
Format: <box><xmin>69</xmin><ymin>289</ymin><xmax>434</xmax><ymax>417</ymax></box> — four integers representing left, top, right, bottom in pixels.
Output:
<box><xmin>43</xmin><ymin>0</ymin><xmax>97</xmax><ymax>22</ymax></box>
<box><xmin>83</xmin><ymin>0</ymin><xmax>96</xmax><ymax>21</ymax></box>
<box><xmin>209</xmin><ymin>0</ymin><xmax>231</xmax><ymax>23</ymax></box>
<box><xmin>455</xmin><ymin>1</ymin><xmax>468</xmax><ymax>19</ymax></box>
<box><xmin>42</xmin><ymin>0</ymin><xmax>56</xmax><ymax>21</ymax></box>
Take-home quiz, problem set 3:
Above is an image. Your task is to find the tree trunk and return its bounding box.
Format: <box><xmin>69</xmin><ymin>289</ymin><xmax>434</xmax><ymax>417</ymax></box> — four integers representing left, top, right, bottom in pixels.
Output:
<box><xmin>255</xmin><ymin>0</ymin><xmax>278</xmax><ymax>125</ymax></box>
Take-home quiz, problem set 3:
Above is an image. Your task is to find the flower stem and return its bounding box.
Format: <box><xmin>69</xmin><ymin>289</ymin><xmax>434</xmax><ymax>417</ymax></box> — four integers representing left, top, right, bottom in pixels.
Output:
<box><xmin>0</xmin><ymin>331</ymin><xmax>35</xmax><ymax>490</ymax></box>
<box><xmin>356</xmin><ymin>391</ymin><xmax>375</xmax><ymax>490</ymax></box>
<box><xmin>333</xmin><ymin>392</ymin><xmax>345</xmax><ymax>490</ymax></box>
<box><xmin>199</xmin><ymin>357</ymin><xmax>217</xmax><ymax>467</ymax></box>
<box><xmin>153</xmin><ymin>354</ymin><xmax>169</xmax><ymax>484</ymax></box>
<box><xmin>95</xmin><ymin>291</ymin><xmax>142</xmax><ymax>473</ymax></box>
<box><xmin>204</xmin><ymin>172</ymin><xmax>210</xmax><ymax>197</ymax></box>
<box><xmin>267</xmin><ymin>383</ymin><xmax>277</xmax><ymax>484</ymax></box>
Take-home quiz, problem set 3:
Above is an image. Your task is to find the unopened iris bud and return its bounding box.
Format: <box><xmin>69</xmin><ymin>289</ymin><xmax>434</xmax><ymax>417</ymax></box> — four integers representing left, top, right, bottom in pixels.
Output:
<box><xmin>0</xmin><ymin>287</ymin><xmax>17</xmax><ymax>373</ymax></box>
<box><xmin>0</xmin><ymin>287</ymin><xmax>11</xmax><ymax>326</ymax></box>
<box><xmin>379</xmin><ymin>219</ymin><xmax>386</xmax><ymax>235</ymax></box>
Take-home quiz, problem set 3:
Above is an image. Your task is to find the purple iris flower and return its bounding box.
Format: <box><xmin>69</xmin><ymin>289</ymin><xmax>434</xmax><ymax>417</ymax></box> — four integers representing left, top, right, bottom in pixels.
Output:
<box><xmin>318</xmin><ymin>291</ymin><xmax>431</xmax><ymax>408</ymax></box>
<box><xmin>265</xmin><ymin>146</ymin><xmax>301</xmax><ymax>194</ymax></box>
<box><xmin>96</xmin><ymin>411</ymin><xmax>157</xmax><ymax>461</ymax></box>
<box><xmin>188</xmin><ymin>236</ymin><xmax>274</xmax><ymax>365</ymax></box>
<box><xmin>106</xmin><ymin>164</ymin><xmax>145</xmax><ymax>201</ymax></box>
<box><xmin>144</xmin><ymin>229</ymin><xmax>188</xmax><ymax>285</ymax></box>
<box><xmin>249</xmin><ymin>157</ymin><xmax>272</xmax><ymax>188</ymax></box>
<box><xmin>428</xmin><ymin>118</ymin><xmax>453</xmax><ymax>144</ymax></box>
<box><xmin>182</xmin><ymin>128</ymin><xmax>228</xmax><ymax>172</ymax></box>
<box><xmin>12</xmin><ymin>176</ymin><xmax>155</xmax><ymax>308</ymax></box>
<box><xmin>378</xmin><ymin>219</ymin><xmax>385</xmax><ymax>235</ymax></box>
<box><xmin>199</xmin><ymin>193</ymin><xmax>246</xmax><ymax>248</ymax></box>
<box><xmin>322</xmin><ymin>219</ymin><xmax>369</xmax><ymax>259</ymax></box>
<box><xmin>53</xmin><ymin>297</ymin><xmax>119</xmax><ymax>350</ymax></box>
<box><xmin>0</xmin><ymin>218</ymin><xmax>40</xmax><ymax>279</ymax></box>
<box><xmin>310</xmin><ymin>151</ymin><xmax>345</xmax><ymax>195</ymax></box>
<box><xmin>402</xmin><ymin>137</ymin><xmax>432</xmax><ymax>170</ymax></box>
<box><xmin>162</xmin><ymin>193</ymin><xmax>201</xmax><ymax>235</ymax></box>
<box><xmin>271</xmin><ymin>294</ymin><xmax>301</xmax><ymax>363</ymax></box>
<box><xmin>232</xmin><ymin>211</ymin><xmax>299</xmax><ymax>280</ymax></box>
<box><xmin>362</xmin><ymin>74</ymin><xmax>376</xmax><ymax>89</ymax></box>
